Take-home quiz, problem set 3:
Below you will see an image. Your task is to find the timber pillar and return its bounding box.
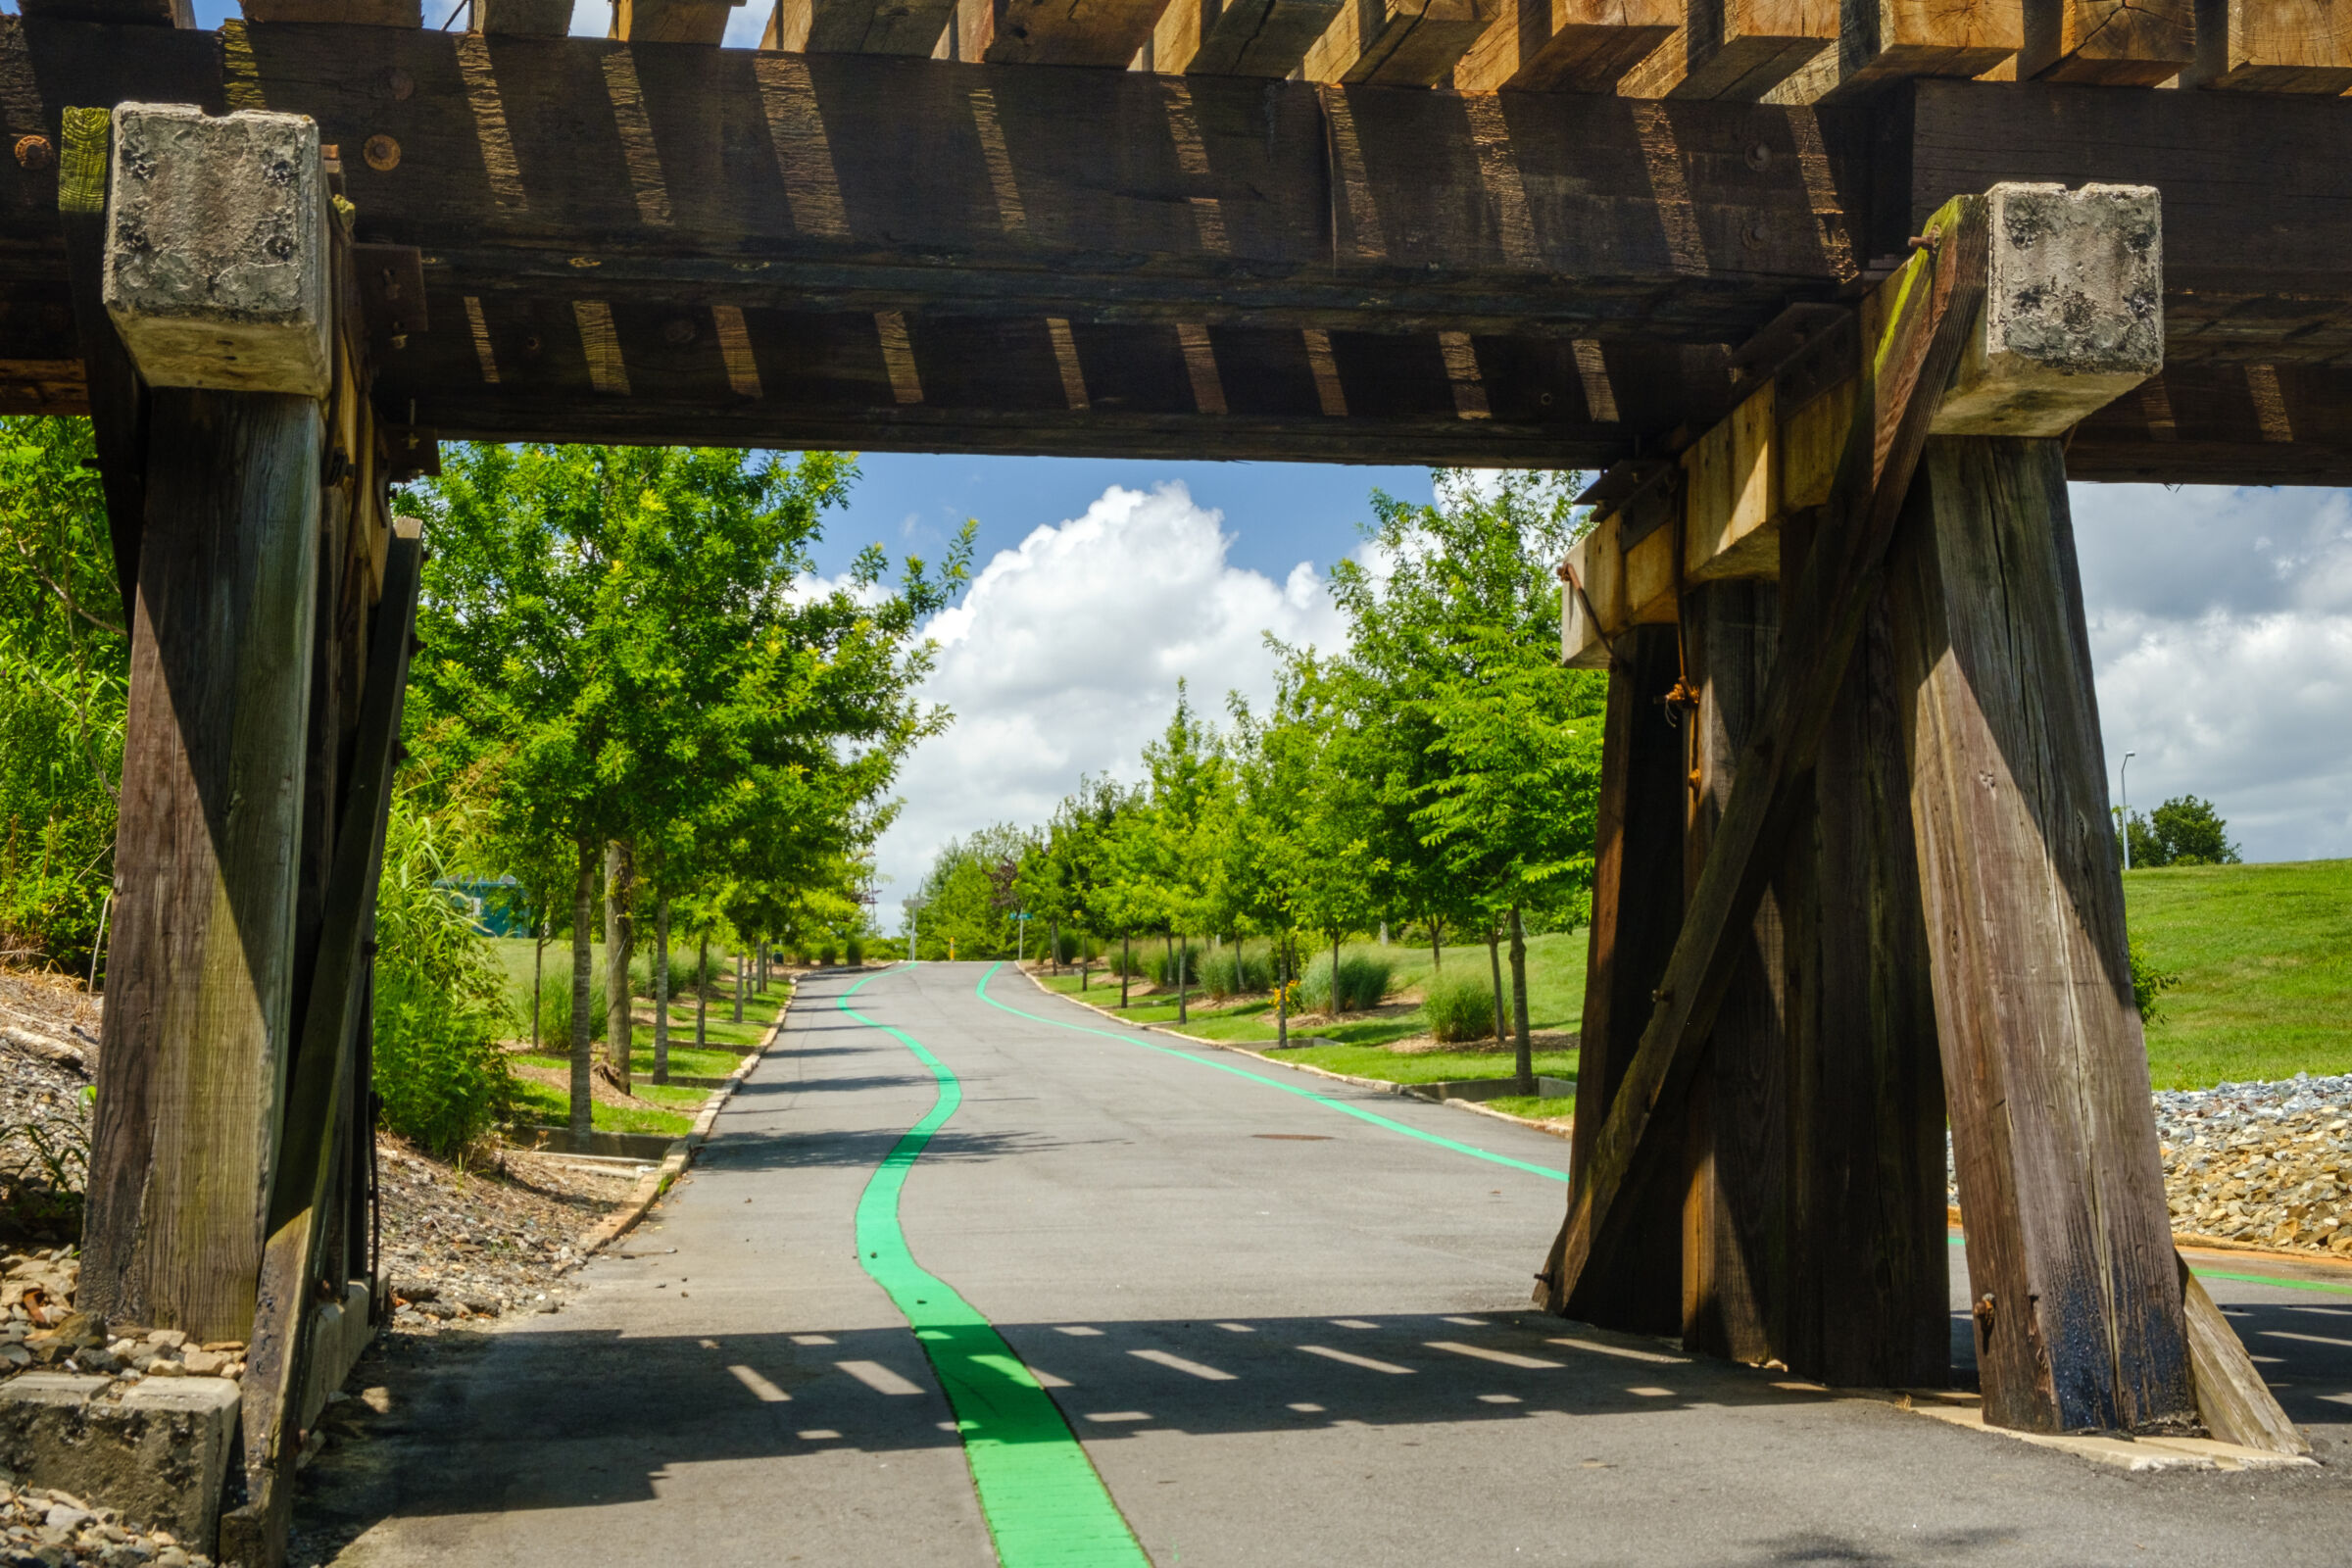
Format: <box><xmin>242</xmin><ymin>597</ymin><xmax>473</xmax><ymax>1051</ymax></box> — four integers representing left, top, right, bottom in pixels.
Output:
<box><xmin>1544</xmin><ymin>179</ymin><xmax>2287</xmax><ymax>1442</ymax></box>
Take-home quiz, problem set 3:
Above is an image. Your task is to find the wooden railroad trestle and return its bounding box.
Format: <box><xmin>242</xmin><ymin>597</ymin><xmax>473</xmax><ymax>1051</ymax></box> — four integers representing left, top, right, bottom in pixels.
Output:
<box><xmin>1</xmin><ymin>4</ymin><xmax>2344</xmax><ymax>1560</ymax></box>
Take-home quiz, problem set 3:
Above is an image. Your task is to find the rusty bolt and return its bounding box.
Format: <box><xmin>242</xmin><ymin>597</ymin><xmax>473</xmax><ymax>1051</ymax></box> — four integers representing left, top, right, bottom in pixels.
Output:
<box><xmin>662</xmin><ymin>318</ymin><xmax>697</xmax><ymax>347</ymax></box>
<box><xmin>364</xmin><ymin>134</ymin><xmax>401</xmax><ymax>172</ymax></box>
<box><xmin>13</xmin><ymin>135</ymin><xmax>54</xmax><ymax>172</ymax></box>
<box><xmin>386</xmin><ymin>67</ymin><xmax>416</xmax><ymax>101</ymax></box>
<box><xmin>1745</xmin><ymin>142</ymin><xmax>1771</xmax><ymax>172</ymax></box>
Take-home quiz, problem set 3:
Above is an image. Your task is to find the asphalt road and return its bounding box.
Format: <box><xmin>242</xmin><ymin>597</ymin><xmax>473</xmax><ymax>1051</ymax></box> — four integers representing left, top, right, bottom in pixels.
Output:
<box><xmin>316</xmin><ymin>960</ymin><xmax>2352</xmax><ymax>1567</ymax></box>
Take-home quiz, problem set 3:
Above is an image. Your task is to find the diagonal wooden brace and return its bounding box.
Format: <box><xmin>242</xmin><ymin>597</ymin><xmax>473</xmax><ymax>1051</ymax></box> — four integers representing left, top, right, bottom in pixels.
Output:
<box><xmin>1536</xmin><ymin>190</ymin><xmax>1991</xmax><ymax>1322</ymax></box>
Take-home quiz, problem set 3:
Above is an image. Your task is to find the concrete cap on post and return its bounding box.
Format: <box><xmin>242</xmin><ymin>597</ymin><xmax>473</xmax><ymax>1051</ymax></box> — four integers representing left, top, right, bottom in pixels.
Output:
<box><xmin>1933</xmin><ymin>182</ymin><xmax>2163</xmax><ymax>439</ymax></box>
<box><xmin>101</xmin><ymin>102</ymin><xmax>331</xmax><ymax>399</ymax></box>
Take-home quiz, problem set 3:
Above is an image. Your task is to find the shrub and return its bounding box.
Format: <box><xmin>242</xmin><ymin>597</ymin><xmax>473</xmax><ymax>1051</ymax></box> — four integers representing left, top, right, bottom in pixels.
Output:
<box><xmin>536</xmin><ymin>963</ymin><xmax>606</xmax><ymax>1049</ymax></box>
<box><xmin>1300</xmin><ymin>953</ymin><xmax>1395</xmax><ymax>1015</ymax></box>
<box><xmin>375</xmin><ymin>972</ymin><xmax>514</xmax><ymax>1156</ymax></box>
<box><xmin>1200</xmin><ymin>948</ymin><xmax>1274</xmax><ymax>999</ymax></box>
<box><xmin>2131</xmin><ymin>939</ymin><xmax>2179</xmax><ymax>1026</ymax></box>
<box><xmin>1152</xmin><ymin>945</ymin><xmax>1201</xmax><ymax>988</ymax></box>
<box><xmin>1424</xmin><ymin>971</ymin><xmax>1497</xmax><ymax>1044</ymax></box>
<box><xmin>846</xmin><ymin>937</ymin><xmax>864</xmax><ymax>966</ymax></box>
<box><xmin>817</xmin><ymin>942</ymin><xmax>839</xmax><ymax>966</ymax></box>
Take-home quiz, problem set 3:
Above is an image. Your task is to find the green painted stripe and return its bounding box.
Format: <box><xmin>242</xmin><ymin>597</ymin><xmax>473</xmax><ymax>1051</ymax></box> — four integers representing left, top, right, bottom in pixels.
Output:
<box><xmin>838</xmin><ymin>967</ymin><xmax>1150</xmax><ymax>1568</ymax></box>
<box><xmin>1946</xmin><ymin>1234</ymin><xmax>2352</xmax><ymax>1297</ymax></box>
<box><xmin>976</xmin><ymin>965</ymin><xmax>1568</xmax><ymax>1184</ymax></box>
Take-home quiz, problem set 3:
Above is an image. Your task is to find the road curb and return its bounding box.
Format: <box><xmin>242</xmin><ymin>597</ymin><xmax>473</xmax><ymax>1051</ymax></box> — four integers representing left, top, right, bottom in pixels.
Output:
<box><xmin>1019</xmin><ymin>966</ymin><xmax>1574</xmax><ymax>1143</ymax></box>
<box><xmin>579</xmin><ymin>985</ymin><xmax>790</xmax><ymax>1258</ymax></box>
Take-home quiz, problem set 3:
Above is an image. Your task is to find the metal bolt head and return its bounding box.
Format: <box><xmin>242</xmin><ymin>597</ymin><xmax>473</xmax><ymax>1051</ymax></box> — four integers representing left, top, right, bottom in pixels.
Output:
<box><xmin>662</xmin><ymin>318</ymin><xmax>697</xmax><ymax>347</ymax></box>
<box><xmin>364</xmin><ymin>134</ymin><xmax>401</xmax><ymax>172</ymax></box>
<box><xmin>1745</xmin><ymin>142</ymin><xmax>1771</xmax><ymax>172</ymax></box>
<box><xmin>13</xmin><ymin>135</ymin><xmax>54</xmax><ymax>172</ymax></box>
<box><xmin>386</xmin><ymin>68</ymin><xmax>416</xmax><ymax>101</ymax></box>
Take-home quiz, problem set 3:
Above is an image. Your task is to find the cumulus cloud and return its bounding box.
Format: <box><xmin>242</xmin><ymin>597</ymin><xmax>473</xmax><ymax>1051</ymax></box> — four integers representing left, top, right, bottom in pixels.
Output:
<box><xmin>871</xmin><ymin>483</ymin><xmax>1347</xmax><ymax>919</ymax></box>
<box><xmin>2072</xmin><ymin>483</ymin><xmax>2352</xmax><ymax>863</ymax></box>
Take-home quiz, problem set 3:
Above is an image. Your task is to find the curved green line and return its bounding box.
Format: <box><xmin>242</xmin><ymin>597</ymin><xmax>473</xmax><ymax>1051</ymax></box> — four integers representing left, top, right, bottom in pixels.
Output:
<box><xmin>1945</xmin><ymin>1234</ymin><xmax>2352</xmax><ymax>1297</ymax></box>
<box><xmin>975</xmin><ymin>965</ymin><xmax>1568</xmax><ymax>1184</ymax></box>
<box><xmin>839</xmin><ymin>966</ymin><xmax>1149</xmax><ymax>1568</ymax></box>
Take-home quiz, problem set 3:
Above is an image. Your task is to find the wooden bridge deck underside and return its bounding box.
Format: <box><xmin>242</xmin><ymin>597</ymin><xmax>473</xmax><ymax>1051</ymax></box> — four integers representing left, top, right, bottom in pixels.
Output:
<box><xmin>5</xmin><ymin>13</ymin><xmax>2352</xmax><ymax>480</ymax></box>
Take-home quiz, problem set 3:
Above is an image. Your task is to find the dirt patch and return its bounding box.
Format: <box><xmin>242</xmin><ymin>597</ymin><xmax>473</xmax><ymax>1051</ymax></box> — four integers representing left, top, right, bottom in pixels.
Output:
<box><xmin>1385</xmin><ymin>1030</ymin><xmax>1578</xmax><ymax>1057</ymax></box>
<box><xmin>377</xmin><ymin>1139</ymin><xmax>638</xmax><ymax>1326</ymax></box>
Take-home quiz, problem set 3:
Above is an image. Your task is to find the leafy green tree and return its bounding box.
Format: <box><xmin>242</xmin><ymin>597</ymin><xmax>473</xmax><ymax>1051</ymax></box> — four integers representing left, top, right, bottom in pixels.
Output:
<box><xmin>0</xmin><ymin>417</ymin><xmax>127</xmax><ymax>972</ymax></box>
<box><xmin>2122</xmin><ymin>795</ymin><xmax>2242</xmax><ymax>869</ymax></box>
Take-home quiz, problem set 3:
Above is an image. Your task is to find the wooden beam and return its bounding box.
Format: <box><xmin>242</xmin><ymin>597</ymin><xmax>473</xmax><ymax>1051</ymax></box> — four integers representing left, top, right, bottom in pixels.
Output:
<box><xmin>55</xmin><ymin>105</ymin><xmax>146</xmax><ymax>617</ymax></box>
<box><xmin>613</xmin><ymin>0</ymin><xmax>744</xmax><ymax>43</ymax></box>
<box><xmin>1453</xmin><ymin>0</ymin><xmax>1676</xmax><ymax>92</ymax></box>
<box><xmin>1305</xmin><ymin>0</ymin><xmax>1497</xmax><ymax>84</ymax></box>
<box><xmin>768</xmin><ymin>0</ymin><xmax>955</xmax><ymax>51</ymax></box>
<box><xmin>17</xmin><ymin>0</ymin><xmax>192</xmax><ymax>27</ymax></box>
<box><xmin>1153</xmin><ymin>0</ymin><xmax>1343</xmax><ymax>75</ymax></box>
<box><xmin>1536</xmin><ymin>190</ymin><xmax>1988</xmax><ymax>1328</ymax></box>
<box><xmin>1768</xmin><ymin>0</ymin><xmax>2019</xmax><ymax>103</ymax></box>
<box><xmin>2181</xmin><ymin>0</ymin><xmax>2352</xmax><ymax>93</ymax></box>
<box><xmin>958</xmin><ymin>0</ymin><xmax>1168</xmax><ymax>65</ymax></box>
<box><xmin>475</xmin><ymin>0</ymin><xmax>574</xmax><ymax>34</ymax></box>
<box><xmin>239</xmin><ymin>0</ymin><xmax>423</xmax><ymax>23</ymax></box>
<box><xmin>2180</xmin><ymin>1254</ymin><xmax>2309</xmax><ymax>1454</ymax></box>
<box><xmin>219</xmin><ymin>517</ymin><xmax>418</xmax><ymax>1568</ymax></box>
<box><xmin>1621</xmin><ymin>0</ymin><xmax>1837</xmax><ymax>100</ymax></box>
<box><xmin>2020</xmin><ymin>0</ymin><xmax>2191</xmax><ymax>84</ymax></box>
<box><xmin>1678</xmin><ymin>576</ymin><xmax>1788</xmax><ymax>1366</ymax></box>
<box><xmin>1551</xmin><ymin>623</ymin><xmax>1686</xmax><ymax>1336</ymax></box>
<box><xmin>1887</xmin><ymin>435</ymin><xmax>2193</xmax><ymax>1435</ymax></box>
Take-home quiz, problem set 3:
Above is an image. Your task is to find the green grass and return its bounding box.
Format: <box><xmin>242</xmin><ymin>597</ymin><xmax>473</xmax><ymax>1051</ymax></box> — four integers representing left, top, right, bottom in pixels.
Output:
<box><xmin>1487</xmin><ymin>1095</ymin><xmax>1576</xmax><ymax>1121</ymax></box>
<box><xmin>506</xmin><ymin>1077</ymin><xmax>696</xmax><ymax>1137</ymax></box>
<box><xmin>2126</xmin><ymin>858</ymin><xmax>2352</xmax><ymax>1089</ymax></box>
<box><xmin>627</xmin><ymin>1045</ymin><xmax>742</xmax><ymax>1080</ymax></box>
<box><xmin>1033</xmin><ymin>931</ymin><xmax>1586</xmax><ymax>1089</ymax></box>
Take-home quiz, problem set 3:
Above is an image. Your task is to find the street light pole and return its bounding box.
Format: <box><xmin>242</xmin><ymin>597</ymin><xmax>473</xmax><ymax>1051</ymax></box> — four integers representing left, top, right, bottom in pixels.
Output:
<box><xmin>2121</xmin><ymin>751</ymin><xmax>2137</xmax><ymax>871</ymax></box>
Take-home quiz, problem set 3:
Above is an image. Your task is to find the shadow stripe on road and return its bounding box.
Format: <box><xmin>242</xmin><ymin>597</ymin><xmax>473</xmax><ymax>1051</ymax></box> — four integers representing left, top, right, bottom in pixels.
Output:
<box><xmin>837</xmin><ymin>964</ymin><xmax>1151</xmax><ymax>1568</ymax></box>
<box><xmin>974</xmin><ymin>963</ymin><xmax>1569</xmax><ymax>1184</ymax></box>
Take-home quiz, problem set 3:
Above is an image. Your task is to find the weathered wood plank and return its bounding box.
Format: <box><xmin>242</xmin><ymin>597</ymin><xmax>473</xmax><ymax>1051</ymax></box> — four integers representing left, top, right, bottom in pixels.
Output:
<box><xmin>475</xmin><ymin>0</ymin><xmax>574</xmax><ymax>35</ymax></box>
<box><xmin>614</xmin><ymin>0</ymin><xmax>741</xmax><ymax>44</ymax></box>
<box><xmin>1454</xmin><ymin>0</ymin><xmax>1677</xmax><ymax>92</ymax></box>
<box><xmin>1679</xmin><ymin>577</ymin><xmax>1787</xmax><ymax>1366</ymax></box>
<box><xmin>55</xmin><ymin>104</ymin><xmax>146</xmax><ymax>617</ymax></box>
<box><xmin>2019</xmin><ymin>0</ymin><xmax>2191</xmax><ymax>83</ymax></box>
<box><xmin>78</xmin><ymin>389</ymin><xmax>321</xmax><ymax>1342</ymax></box>
<box><xmin>1622</xmin><ymin>0</ymin><xmax>1837</xmax><ymax>100</ymax></box>
<box><xmin>766</xmin><ymin>0</ymin><xmax>956</xmax><ymax>51</ymax></box>
<box><xmin>1305</xmin><ymin>0</ymin><xmax>1497</xmax><ymax>84</ymax></box>
<box><xmin>17</xmin><ymin>0</ymin><xmax>191</xmax><ymax>26</ymax></box>
<box><xmin>1536</xmin><ymin>193</ymin><xmax>1987</xmax><ymax>1325</ymax></box>
<box><xmin>1154</xmin><ymin>0</ymin><xmax>1344</xmax><ymax>74</ymax></box>
<box><xmin>241</xmin><ymin>0</ymin><xmax>423</xmax><ymax>24</ymax></box>
<box><xmin>959</xmin><ymin>0</ymin><xmax>1168</xmax><ymax>65</ymax></box>
<box><xmin>218</xmin><ymin>518</ymin><xmax>417</xmax><ymax>1568</ymax></box>
<box><xmin>1545</xmin><ymin>623</ymin><xmax>1685</xmax><ymax>1336</ymax></box>
<box><xmin>1768</xmin><ymin>0</ymin><xmax>2018</xmax><ymax>103</ymax></box>
<box><xmin>2181</xmin><ymin>0</ymin><xmax>2352</xmax><ymax>93</ymax></box>
<box><xmin>1887</xmin><ymin>435</ymin><xmax>2193</xmax><ymax>1435</ymax></box>
<box><xmin>2180</xmin><ymin>1252</ymin><xmax>2308</xmax><ymax>1453</ymax></box>
<box><xmin>1782</xmin><ymin>508</ymin><xmax>1948</xmax><ymax>1388</ymax></box>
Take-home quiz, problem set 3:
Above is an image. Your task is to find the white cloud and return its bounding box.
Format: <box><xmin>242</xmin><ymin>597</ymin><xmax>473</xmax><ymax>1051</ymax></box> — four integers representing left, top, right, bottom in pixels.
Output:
<box><xmin>2072</xmin><ymin>483</ymin><xmax>2352</xmax><ymax>863</ymax></box>
<box><xmin>872</xmin><ymin>482</ymin><xmax>1347</xmax><ymax>923</ymax></box>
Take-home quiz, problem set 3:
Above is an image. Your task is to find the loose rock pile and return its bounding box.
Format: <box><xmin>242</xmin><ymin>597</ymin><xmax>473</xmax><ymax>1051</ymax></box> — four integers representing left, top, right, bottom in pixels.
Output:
<box><xmin>2156</xmin><ymin>1073</ymin><xmax>2352</xmax><ymax>1253</ymax></box>
<box><xmin>376</xmin><ymin>1143</ymin><xmax>639</xmax><ymax>1331</ymax></box>
<box><xmin>0</xmin><ymin>1481</ymin><xmax>211</xmax><ymax>1567</ymax></box>
<box><xmin>1946</xmin><ymin>1073</ymin><xmax>2352</xmax><ymax>1256</ymax></box>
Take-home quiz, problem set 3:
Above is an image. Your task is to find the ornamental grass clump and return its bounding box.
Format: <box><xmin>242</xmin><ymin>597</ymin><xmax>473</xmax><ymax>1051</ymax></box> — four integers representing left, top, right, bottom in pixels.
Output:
<box><xmin>1200</xmin><ymin>948</ymin><xmax>1273</xmax><ymax>1000</ymax></box>
<box><xmin>1424</xmin><ymin>971</ymin><xmax>1497</xmax><ymax>1044</ymax></box>
<box><xmin>1299</xmin><ymin>953</ymin><xmax>1395</xmax><ymax>1015</ymax></box>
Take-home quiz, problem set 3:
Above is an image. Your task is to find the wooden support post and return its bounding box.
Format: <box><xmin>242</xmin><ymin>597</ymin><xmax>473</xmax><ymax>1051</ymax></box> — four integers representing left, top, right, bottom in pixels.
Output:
<box><xmin>1779</xmin><ymin>512</ymin><xmax>1949</xmax><ymax>1389</ymax></box>
<box><xmin>54</xmin><ymin>107</ymin><xmax>146</xmax><ymax>619</ymax></box>
<box><xmin>1154</xmin><ymin>0</ymin><xmax>1343</xmax><ymax>75</ymax></box>
<box><xmin>1678</xmin><ymin>579</ymin><xmax>1786</xmax><ymax>1365</ymax></box>
<box><xmin>1621</xmin><ymin>0</ymin><xmax>1838</xmax><ymax>100</ymax></box>
<box><xmin>1546</xmin><ymin>623</ymin><xmax>1684</xmax><ymax>1335</ymax></box>
<box><xmin>1886</xmin><ymin>436</ymin><xmax>2194</xmax><ymax>1434</ymax></box>
<box><xmin>79</xmin><ymin>103</ymin><xmax>335</xmax><ymax>1342</ymax></box>
<box><xmin>1305</xmin><ymin>0</ymin><xmax>1497</xmax><ymax>83</ymax></box>
<box><xmin>1768</xmin><ymin>0</ymin><xmax>2020</xmax><ymax>104</ymax></box>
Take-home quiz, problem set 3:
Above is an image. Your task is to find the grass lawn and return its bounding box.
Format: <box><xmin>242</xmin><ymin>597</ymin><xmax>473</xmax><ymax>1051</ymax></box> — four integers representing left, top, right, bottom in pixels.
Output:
<box><xmin>1031</xmin><ymin>930</ymin><xmax>1587</xmax><ymax>1090</ymax></box>
<box><xmin>506</xmin><ymin>1075</ymin><xmax>697</xmax><ymax>1137</ymax></box>
<box><xmin>1487</xmin><ymin>1095</ymin><xmax>1576</xmax><ymax>1121</ymax></box>
<box><xmin>2127</xmin><ymin>858</ymin><xmax>2352</xmax><ymax>1089</ymax></box>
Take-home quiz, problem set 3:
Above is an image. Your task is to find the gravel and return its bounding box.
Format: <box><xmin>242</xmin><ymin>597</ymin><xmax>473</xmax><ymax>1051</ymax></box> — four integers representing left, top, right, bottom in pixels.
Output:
<box><xmin>0</xmin><ymin>1480</ymin><xmax>213</xmax><ymax>1566</ymax></box>
<box><xmin>375</xmin><ymin>1142</ymin><xmax>643</xmax><ymax>1330</ymax></box>
<box><xmin>1945</xmin><ymin>1072</ymin><xmax>2352</xmax><ymax>1256</ymax></box>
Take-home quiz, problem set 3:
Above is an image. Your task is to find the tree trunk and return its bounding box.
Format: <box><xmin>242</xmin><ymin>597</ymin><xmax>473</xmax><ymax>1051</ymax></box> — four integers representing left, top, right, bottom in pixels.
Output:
<box><xmin>653</xmin><ymin>894</ymin><xmax>671</xmax><ymax>1086</ymax></box>
<box><xmin>1428</xmin><ymin>912</ymin><xmax>1443</xmax><ymax>972</ymax></box>
<box><xmin>531</xmin><ymin>918</ymin><xmax>546</xmax><ymax>1055</ymax></box>
<box><xmin>1486</xmin><ymin>925</ymin><xmax>1506</xmax><ymax>1046</ymax></box>
<box><xmin>1051</xmin><ymin>918</ymin><xmax>1060</xmax><ymax>975</ymax></box>
<box><xmin>1120</xmin><ymin>933</ymin><xmax>1131</xmax><ymax>1007</ymax></box>
<box><xmin>1509</xmin><ymin>906</ymin><xmax>1533</xmax><ymax>1094</ymax></box>
<box><xmin>1276</xmin><ymin>936</ymin><xmax>1290</xmax><ymax>1047</ymax></box>
<box><xmin>1177</xmin><ymin>933</ymin><xmax>1189</xmax><ymax>1023</ymax></box>
<box><xmin>570</xmin><ymin>835</ymin><xmax>596</xmax><ymax>1138</ymax></box>
<box><xmin>604</xmin><ymin>840</ymin><xmax>633</xmax><ymax>1094</ymax></box>
<box><xmin>79</xmin><ymin>389</ymin><xmax>320</xmax><ymax>1341</ymax></box>
<box><xmin>696</xmin><ymin>928</ymin><xmax>710</xmax><ymax>1050</ymax></box>
<box><xmin>733</xmin><ymin>937</ymin><xmax>745</xmax><ymax>1022</ymax></box>
<box><xmin>1331</xmin><ymin>933</ymin><xmax>1341</xmax><ymax>1014</ymax></box>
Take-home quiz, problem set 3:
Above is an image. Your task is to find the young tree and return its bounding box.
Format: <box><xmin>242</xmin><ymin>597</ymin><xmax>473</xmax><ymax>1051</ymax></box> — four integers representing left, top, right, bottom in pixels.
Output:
<box><xmin>2123</xmin><ymin>795</ymin><xmax>2242</xmax><ymax>869</ymax></box>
